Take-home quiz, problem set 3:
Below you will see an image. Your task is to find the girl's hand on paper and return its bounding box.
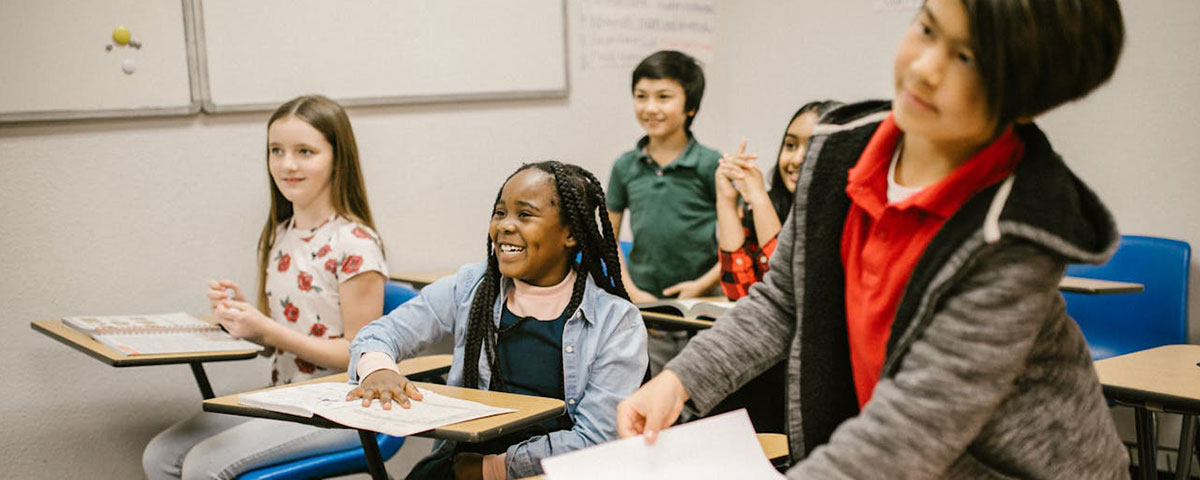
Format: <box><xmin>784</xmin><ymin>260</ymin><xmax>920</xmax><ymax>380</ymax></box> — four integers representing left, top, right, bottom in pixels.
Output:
<box><xmin>617</xmin><ymin>369</ymin><xmax>689</xmax><ymax>443</ymax></box>
<box><xmin>214</xmin><ymin>299</ymin><xmax>273</xmax><ymax>340</ymax></box>
<box><xmin>347</xmin><ymin>369</ymin><xmax>424</xmax><ymax>410</ymax></box>
<box><xmin>206</xmin><ymin>279</ymin><xmax>246</xmax><ymax>313</ymax></box>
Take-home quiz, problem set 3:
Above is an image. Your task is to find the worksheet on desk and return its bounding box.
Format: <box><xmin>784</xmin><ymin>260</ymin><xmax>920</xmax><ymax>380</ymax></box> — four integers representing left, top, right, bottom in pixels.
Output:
<box><xmin>541</xmin><ymin>409</ymin><xmax>784</xmax><ymax>480</ymax></box>
<box><xmin>239</xmin><ymin>383</ymin><xmax>515</xmax><ymax>437</ymax></box>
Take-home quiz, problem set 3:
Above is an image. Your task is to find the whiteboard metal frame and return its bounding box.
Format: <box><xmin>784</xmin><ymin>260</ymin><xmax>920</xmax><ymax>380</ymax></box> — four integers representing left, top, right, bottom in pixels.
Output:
<box><xmin>191</xmin><ymin>0</ymin><xmax>570</xmax><ymax>114</ymax></box>
<box><xmin>0</xmin><ymin>0</ymin><xmax>202</xmax><ymax>124</ymax></box>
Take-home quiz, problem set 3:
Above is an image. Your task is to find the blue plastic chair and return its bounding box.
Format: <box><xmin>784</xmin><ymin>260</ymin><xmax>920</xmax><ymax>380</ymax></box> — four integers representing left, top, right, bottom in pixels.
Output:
<box><xmin>619</xmin><ymin>240</ymin><xmax>632</xmax><ymax>259</ymax></box>
<box><xmin>237</xmin><ymin>282</ymin><xmax>419</xmax><ymax>480</ymax></box>
<box><xmin>1064</xmin><ymin>236</ymin><xmax>1191</xmax><ymax>479</ymax></box>
<box><xmin>1062</xmin><ymin>235</ymin><xmax>1190</xmax><ymax>360</ymax></box>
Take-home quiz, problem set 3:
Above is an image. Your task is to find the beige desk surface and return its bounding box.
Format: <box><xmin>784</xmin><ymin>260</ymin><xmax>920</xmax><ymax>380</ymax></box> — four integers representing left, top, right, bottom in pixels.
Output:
<box><xmin>31</xmin><ymin>319</ymin><xmax>261</xmax><ymax>367</ymax></box>
<box><xmin>203</xmin><ymin>356</ymin><xmax>565</xmax><ymax>443</ymax></box>
<box><xmin>1094</xmin><ymin>344</ymin><xmax>1200</xmax><ymax>413</ymax></box>
<box><xmin>1058</xmin><ymin>276</ymin><xmax>1144</xmax><ymax>294</ymax></box>
<box><xmin>516</xmin><ymin>432</ymin><xmax>789</xmax><ymax>480</ymax></box>
<box><xmin>389</xmin><ymin>270</ymin><xmax>456</xmax><ymax>289</ymax></box>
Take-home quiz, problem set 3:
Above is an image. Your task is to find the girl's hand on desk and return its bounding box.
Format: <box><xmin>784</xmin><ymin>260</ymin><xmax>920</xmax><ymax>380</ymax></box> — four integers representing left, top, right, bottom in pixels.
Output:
<box><xmin>617</xmin><ymin>369</ymin><xmax>689</xmax><ymax>443</ymax></box>
<box><xmin>214</xmin><ymin>300</ymin><xmax>273</xmax><ymax>340</ymax></box>
<box><xmin>206</xmin><ymin>279</ymin><xmax>246</xmax><ymax>313</ymax></box>
<box><xmin>347</xmin><ymin>369</ymin><xmax>424</xmax><ymax>409</ymax></box>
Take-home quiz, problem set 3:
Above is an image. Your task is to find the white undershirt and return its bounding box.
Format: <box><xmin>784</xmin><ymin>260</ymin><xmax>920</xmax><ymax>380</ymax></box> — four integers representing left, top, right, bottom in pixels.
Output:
<box><xmin>886</xmin><ymin>143</ymin><xmax>923</xmax><ymax>204</ymax></box>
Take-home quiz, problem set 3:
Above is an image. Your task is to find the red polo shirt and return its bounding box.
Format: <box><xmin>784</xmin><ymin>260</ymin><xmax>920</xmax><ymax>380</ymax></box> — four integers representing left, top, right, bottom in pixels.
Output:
<box><xmin>842</xmin><ymin>114</ymin><xmax>1023</xmax><ymax>407</ymax></box>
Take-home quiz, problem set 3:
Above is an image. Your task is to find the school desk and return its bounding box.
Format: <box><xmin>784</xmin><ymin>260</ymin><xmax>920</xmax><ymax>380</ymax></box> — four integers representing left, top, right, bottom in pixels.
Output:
<box><xmin>1094</xmin><ymin>344</ymin><xmax>1200</xmax><ymax>480</ymax></box>
<box><xmin>203</xmin><ymin>360</ymin><xmax>564</xmax><ymax>480</ymax></box>
<box><xmin>638</xmin><ymin>277</ymin><xmax>1142</xmax><ymax>332</ymax></box>
<box><xmin>30</xmin><ymin>318</ymin><xmax>260</xmax><ymax>399</ymax></box>
<box><xmin>1058</xmin><ymin>276</ymin><xmax>1145</xmax><ymax>294</ymax></box>
<box><xmin>513</xmin><ymin>432</ymin><xmax>790</xmax><ymax>480</ymax></box>
<box><xmin>390</xmin><ymin>270</ymin><xmax>456</xmax><ymax>290</ymax></box>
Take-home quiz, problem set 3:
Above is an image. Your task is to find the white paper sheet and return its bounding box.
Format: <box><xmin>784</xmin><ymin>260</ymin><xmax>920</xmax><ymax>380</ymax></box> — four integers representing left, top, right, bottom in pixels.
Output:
<box><xmin>237</xmin><ymin>383</ymin><xmax>516</xmax><ymax>437</ymax></box>
<box><xmin>541</xmin><ymin>409</ymin><xmax>784</xmax><ymax>480</ymax></box>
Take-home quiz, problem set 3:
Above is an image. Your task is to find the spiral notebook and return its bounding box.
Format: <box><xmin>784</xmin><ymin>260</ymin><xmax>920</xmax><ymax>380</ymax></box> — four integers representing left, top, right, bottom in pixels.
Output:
<box><xmin>62</xmin><ymin>312</ymin><xmax>263</xmax><ymax>355</ymax></box>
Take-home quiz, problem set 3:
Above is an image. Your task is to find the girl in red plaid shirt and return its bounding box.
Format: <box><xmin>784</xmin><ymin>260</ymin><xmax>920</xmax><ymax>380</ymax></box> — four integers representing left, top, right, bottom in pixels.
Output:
<box><xmin>716</xmin><ymin>101</ymin><xmax>839</xmax><ymax>299</ymax></box>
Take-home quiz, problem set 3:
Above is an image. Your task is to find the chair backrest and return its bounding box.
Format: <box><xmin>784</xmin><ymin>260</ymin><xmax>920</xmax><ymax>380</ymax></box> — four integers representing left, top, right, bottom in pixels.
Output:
<box><xmin>384</xmin><ymin>282</ymin><xmax>418</xmax><ymax>313</ymax></box>
<box><xmin>1063</xmin><ymin>235</ymin><xmax>1190</xmax><ymax>360</ymax></box>
<box><xmin>619</xmin><ymin>240</ymin><xmax>632</xmax><ymax>259</ymax></box>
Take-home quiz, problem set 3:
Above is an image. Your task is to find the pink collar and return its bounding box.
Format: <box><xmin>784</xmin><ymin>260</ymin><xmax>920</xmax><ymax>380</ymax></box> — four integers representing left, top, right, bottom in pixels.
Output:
<box><xmin>506</xmin><ymin>269</ymin><xmax>577</xmax><ymax>321</ymax></box>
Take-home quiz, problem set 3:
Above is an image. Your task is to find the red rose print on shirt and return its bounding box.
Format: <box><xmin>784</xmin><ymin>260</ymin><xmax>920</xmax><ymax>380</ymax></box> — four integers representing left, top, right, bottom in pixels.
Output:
<box><xmin>341</xmin><ymin>255</ymin><xmax>363</xmax><ymax>274</ymax></box>
<box><xmin>280</xmin><ymin>298</ymin><xmax>299</xmax><ymax>322</ymax></box>
<box><xmin>300</xmin><ymin>235</ymin><xmax>315</xmax><ymax>242</ymax></box>
<box><xmin>295</xmin><ymin>358</ymin><xmax>316</xmax><ymax>374</ymax></box>
<box><xmin>315</xmin><ymin>244</ymin><xmax>332</xmax><ymax>258</ymax></box>
<box><xmin>324</xmin><ymin>259</ymin><xmax>338</xmax><ymax>273</ymax></box>
<box><xmin>352</xmin><ymin>227</ymin><xmax>371</xmax><ymax>239</ymax></box>
<box><xmin>277</xmin><ymin>253</ymin><xmax>291</xmax><ymax>272</ymax></box>
<box><xmin>297</xmin><ymin>271</ymin><xmax>313</xmax><ymax>291</ymax></box>
<box><xmin>309</xmin><ymin>323</ymin><xmax>327</xmax><ymax>337</ymax></box>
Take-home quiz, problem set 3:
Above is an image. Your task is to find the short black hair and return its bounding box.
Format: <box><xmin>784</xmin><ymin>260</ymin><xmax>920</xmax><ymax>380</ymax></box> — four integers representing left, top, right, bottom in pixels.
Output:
<box><xmin>962</xmin><ymin>0</ymin><xmax>1125</xmax><ymax>127</ymax></box>
<box><xmin>631</xmin><ymin>50</ymin><xmax>706</xmax><ymax>130</ymax></box>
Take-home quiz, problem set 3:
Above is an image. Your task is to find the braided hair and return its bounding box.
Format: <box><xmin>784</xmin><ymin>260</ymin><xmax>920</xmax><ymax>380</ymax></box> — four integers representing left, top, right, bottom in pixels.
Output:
<box><xmin>462</xmin><ymin>161</ymin><xmax>628</xmax><ymax>389</ymax></box>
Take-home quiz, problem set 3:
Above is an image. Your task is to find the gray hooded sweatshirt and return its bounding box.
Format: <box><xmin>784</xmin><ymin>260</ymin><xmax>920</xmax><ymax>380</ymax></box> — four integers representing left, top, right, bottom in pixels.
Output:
<box><xmin>667</xmin><ymin>101</ymin><xmax>1128</xmax><ymax>479</ymax></box>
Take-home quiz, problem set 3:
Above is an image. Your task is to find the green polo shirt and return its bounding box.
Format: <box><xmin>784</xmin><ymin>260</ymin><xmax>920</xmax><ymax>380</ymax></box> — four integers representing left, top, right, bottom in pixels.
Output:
<box><xmin>607</xmin><ymin>135</ymin><xmax>720</xmax><ymax>296</ymax></box>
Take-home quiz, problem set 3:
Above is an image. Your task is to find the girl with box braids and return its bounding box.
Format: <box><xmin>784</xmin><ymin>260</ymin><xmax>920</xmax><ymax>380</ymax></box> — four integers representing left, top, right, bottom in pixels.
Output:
<box><xmin>462</xmin><ymin>161</ymin><xmax>628</xmax><ymax>389</ymax></box>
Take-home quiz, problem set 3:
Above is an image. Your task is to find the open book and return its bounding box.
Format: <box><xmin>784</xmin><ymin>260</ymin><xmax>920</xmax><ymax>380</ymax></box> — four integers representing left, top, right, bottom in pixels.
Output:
<box><xmin>636</xmin><ymin>297</ymin><xmax>734</xmax><ymax>321</ymax></box>
<box><xmin>238</xmin><ymin>382</ymin><xmax>515</xmax><ymax>437</ymax></box>
<box><xmin>63</xmin><ymin>312</ymin><xmax>263</xmax><ymax>355</ymax></box>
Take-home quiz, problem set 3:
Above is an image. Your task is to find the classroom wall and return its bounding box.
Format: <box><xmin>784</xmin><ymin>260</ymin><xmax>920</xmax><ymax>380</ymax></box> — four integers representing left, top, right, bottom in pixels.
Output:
<box><xmin>4</xmin><ymin>1</ymin><xmax>1197</xmax><ymax>478</ymax></box>
<box><xmin>0</xmin><ymin>2</ymin><xmax>730</xmax><ymax>477</ymax></box>
<box><xmin>719</xmin><ymin>0</ymin><xmax>1200</xmax><ymax>340</ymax></box>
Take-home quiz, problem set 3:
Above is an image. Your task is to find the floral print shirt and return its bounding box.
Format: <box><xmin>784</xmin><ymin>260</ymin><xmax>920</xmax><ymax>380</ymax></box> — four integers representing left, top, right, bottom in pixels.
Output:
<box><xmin>265</xmin><ymin>214</ymin><xmax>387</xmax><ymax>385</ymax></box>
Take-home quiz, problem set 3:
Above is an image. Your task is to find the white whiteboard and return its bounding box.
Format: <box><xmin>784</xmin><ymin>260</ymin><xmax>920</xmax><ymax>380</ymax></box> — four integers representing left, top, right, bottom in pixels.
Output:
<box><xmin>0</xmin><ymin>0</ymin><xmax>198</xmax><ymax>123</ymax></box>
<box><xmin>195</xmin><ymin>0</ymin><xmax>568</xmax><ymax>113</ymax></box>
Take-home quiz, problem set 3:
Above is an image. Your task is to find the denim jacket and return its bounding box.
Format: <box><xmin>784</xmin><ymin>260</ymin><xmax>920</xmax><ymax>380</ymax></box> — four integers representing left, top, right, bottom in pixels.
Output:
<box><xmin>349</xmin><ymin>261</ymin><xmax>648</xmax><ymax>478</ymax></box>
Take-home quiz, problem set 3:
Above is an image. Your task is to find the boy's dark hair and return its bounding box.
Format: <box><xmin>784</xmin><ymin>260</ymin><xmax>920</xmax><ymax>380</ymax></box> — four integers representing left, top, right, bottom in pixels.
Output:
<box><xmin>631</xmin><ymin>50</ymin><xmax>706</xmax><ymax>131</ymax></box>
<box><xmin>767</xmin><ymin>100</ymin><xmax>842</xmax><ymax>224</ymax></box>
<box><xmin>462</xmin><ymin>161</ymin><xmax>629</xmax><ymax>390</ymax></box>
<box><xmin>963</xmin><ymin>0</ymin><xmax>1124</xmax><ymax>127</ymax></box>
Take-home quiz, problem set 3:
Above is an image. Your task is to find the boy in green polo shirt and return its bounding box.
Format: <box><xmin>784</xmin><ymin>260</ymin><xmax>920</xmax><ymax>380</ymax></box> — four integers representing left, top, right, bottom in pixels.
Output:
<box><xmin>606</xmin><ymin>50</ymin><xmax>721</xmax><ymax>376</ymax></box>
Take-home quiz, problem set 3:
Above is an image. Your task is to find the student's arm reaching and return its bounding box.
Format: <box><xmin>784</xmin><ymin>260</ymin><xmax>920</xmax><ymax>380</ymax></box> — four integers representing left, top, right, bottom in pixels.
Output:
<box><xmin>791</xmin><ymin>243</ymin><xmax>1063</xmax><ymax>479</ymax></box>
